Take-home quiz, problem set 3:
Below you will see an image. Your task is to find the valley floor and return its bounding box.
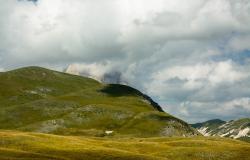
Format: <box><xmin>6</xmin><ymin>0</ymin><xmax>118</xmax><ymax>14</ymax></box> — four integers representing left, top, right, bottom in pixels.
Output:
<box><xmin>0</xmin><ymin>130</ymin><xmax>249</xmax><ymax>160</ymax></box>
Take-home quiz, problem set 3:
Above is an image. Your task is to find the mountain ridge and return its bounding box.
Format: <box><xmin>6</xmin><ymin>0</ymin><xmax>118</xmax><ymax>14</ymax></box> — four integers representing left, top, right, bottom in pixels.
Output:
<box><xmin>0</xmin><ymin>66</ymin><xmax>197</xmax><ymax>137</ymax></box>
<box><xmin>191</xmin><ymin>118</ymin><xmax>250</xmax><ymax>141</ymax></box>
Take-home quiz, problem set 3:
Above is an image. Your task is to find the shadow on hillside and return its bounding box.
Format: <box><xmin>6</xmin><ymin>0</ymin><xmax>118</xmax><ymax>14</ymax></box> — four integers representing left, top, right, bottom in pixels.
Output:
<box><xmin>99</xmin><ymin>84</ymin><xmax>140</xmax><ymax>97</ymax></box>
<box><xmin>99</xmin><ymin>84</ymin><xmax>164</xmax><ymax>112</ymax></box>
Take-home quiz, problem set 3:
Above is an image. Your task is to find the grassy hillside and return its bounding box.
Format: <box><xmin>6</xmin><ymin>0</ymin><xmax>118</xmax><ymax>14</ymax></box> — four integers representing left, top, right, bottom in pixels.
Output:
<box><xmin>0</xmin><ymin>66</ymin><xmax>197</xmax><ymax>137</ymax></box>
<box><xmin>0</xmin><ymin>130</ymin><xmax>249</xmax><ymax>160</ymax></box>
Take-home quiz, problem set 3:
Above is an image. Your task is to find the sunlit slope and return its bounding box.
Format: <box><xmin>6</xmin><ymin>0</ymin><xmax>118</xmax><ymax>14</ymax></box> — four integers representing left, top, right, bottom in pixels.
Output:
<box><xmin>0</xmin><ymin>66</ymin><xmax>101</xmax><ymax>106</ymax></box>
<box><xmin>0</xmin><ymin>66</ymin><xmax>197</xmax><ymax>137</ymax></box>
<box><xmin>0</xmin><ymin>130</ymin><xmax>249</xmax><ymax>160</ymax></box>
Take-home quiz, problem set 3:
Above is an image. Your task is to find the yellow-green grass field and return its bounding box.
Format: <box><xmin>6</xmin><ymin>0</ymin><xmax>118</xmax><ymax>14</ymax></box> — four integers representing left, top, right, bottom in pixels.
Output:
<box><xmin>0</xmin><ymin>130</ymin><xmax>249</xmax><ymax>160</ymax></box>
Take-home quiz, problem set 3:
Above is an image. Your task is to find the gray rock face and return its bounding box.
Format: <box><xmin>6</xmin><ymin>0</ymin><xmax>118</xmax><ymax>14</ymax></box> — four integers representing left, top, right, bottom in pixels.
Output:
<box><xmin>191</xmin><ymin>118</ymin><xmax>250</xmax><ymax>139</ymax></box>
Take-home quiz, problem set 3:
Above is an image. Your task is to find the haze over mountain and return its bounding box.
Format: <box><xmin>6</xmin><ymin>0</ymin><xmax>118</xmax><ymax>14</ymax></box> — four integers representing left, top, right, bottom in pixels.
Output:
<box><xmin>65</xmin><ymin>64</ymin><xmax>126</xmax><ymax>84</ymax></box>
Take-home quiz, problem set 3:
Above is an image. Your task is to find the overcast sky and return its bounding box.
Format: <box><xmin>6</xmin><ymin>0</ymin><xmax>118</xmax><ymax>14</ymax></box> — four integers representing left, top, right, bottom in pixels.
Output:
<box><xmin>1</xmin><ymin>0</ymin><xmax>250</xmax><ymax>123</ymax></box>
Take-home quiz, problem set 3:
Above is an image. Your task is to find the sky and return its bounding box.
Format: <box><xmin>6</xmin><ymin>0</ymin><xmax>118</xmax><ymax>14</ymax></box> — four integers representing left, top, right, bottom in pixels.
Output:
<box><xmin>0</xmin><ymin>0</ymin><xmax>250</xmax><ymax>123</ymax></box>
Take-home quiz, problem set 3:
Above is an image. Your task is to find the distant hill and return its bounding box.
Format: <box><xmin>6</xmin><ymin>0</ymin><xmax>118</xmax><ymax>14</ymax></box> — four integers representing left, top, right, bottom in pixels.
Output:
<box><xmin>191</xmin><ymin>119</ymin><xmax>226</xmax><ymax>136</ymax></box>
<box><xmin>0</xmin><ymin>66</ymin><xmax>198</xmax><ymax>137</ymax></box>
<box><xmin>191</xmin><ymin>118</ymin><xmax>250</xmax><ymax>141</ymax></box>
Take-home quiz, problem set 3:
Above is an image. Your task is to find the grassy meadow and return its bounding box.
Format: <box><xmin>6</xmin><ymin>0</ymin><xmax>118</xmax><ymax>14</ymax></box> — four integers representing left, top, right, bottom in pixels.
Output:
<box><xmin>0</xmin><ymin>130</ymin><xmax>250</xmax><ymax>160</ymax></box>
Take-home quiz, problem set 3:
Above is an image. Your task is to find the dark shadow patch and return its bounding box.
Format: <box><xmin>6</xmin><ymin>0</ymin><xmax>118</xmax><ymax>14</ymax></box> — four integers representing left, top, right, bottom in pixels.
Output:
<box><xmin>99</xmin><ymin>84</ymin><xmax>164</xmax><ymax>112</ymax></box>
<box><xmin>99</xmin><ymin>84</ymin><xmax>141</xmax><ymax>97</ymax></box>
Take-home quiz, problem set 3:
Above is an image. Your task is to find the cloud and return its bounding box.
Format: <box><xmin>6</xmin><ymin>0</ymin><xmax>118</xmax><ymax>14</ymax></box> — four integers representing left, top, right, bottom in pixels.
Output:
<box><xmin>65</xmin><ymin>62</ymin><xmax>126</xmax><ymax>84</ymax></box>
<box><xmin>170</xmin><ymin>98</ymin><xmax>250</xmax><ymax>123</ymax></box>
<box><xmin>0</xmin><ymin>0</ymin><xmax>125</xmax><ymax>67</ymax></box>
<box><xmin>144</xmin><ymin>60</ymin><xmax>250</xmax><ymax>122</ymax></box>
<box><xmin>228</xmin><ymin>35</ymin><xmax>250</xmax><ymax>52</ymax></box>
<box><xmin>0</xmin><ymin>0</ymin><xmax>250</xmax><ymax>122</ymax></box>
<box><xmin>146</xmin><ymin>60</ymin><xmax>247</xmax><ymax>98</ymax></box>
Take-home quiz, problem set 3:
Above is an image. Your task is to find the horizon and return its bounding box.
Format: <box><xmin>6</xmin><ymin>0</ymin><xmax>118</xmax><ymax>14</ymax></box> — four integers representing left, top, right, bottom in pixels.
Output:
<box><xmin>0</xmin><ymin>0</ymin><xmax>250</xmax><ymax>123</ymax></box>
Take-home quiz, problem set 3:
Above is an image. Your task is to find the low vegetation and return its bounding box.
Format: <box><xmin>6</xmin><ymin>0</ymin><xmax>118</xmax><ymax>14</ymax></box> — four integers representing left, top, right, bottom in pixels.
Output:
<box><xmin>0</xmin><ymin>130</ymin><xmax>249</xmax><ymax>160</ymax></box>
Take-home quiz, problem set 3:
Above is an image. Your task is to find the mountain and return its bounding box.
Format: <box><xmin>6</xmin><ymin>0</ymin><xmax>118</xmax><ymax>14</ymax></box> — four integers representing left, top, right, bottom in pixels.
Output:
<box><xmin>191</xmin><ymin>118</ymin><xmax>250</xmax><ymax>141</ymax></box>
<box><xmin>191</xmin><ymin>119</ymin><xmax>226</xmax><ymax>136</ymax></box>
<box><xmin>0</xmin><ymin>66</ymin><xmax>197</xmax><ymax>137</ymax></box>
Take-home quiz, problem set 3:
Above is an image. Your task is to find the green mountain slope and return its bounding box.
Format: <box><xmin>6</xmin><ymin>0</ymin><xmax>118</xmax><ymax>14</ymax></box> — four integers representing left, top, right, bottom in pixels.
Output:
<box><xmin>0</xmin><ymin>66</ymin><xmax>197</xmax><ymax>137</ymax></box>
<box><xmin>0</xmin><ymin>130</ymin><xmax>249</xmax><ymax>160</ymax></box>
